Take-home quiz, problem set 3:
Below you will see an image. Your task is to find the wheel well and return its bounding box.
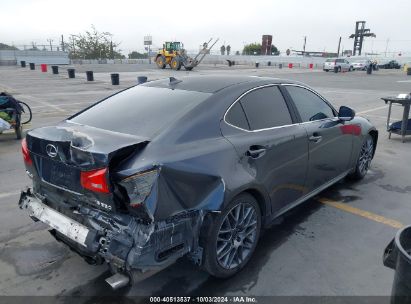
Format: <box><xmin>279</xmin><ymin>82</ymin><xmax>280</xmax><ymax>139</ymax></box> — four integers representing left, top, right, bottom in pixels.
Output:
<box><xmin>243</xmin><ymin>189</ymin><xmax>267</xmax><ymax>219</ymax></box>
<box><xmin>369</xmin><ymin>130</ymin><xmax>378</xmax><ymax>157</ymax></box>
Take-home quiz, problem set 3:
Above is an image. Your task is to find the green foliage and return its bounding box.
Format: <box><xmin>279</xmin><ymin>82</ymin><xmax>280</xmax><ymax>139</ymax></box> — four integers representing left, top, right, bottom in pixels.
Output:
<box><xmin>68</xmin><ymin>25</ymin><xmax>124</xmax><ymax>59</ymax></box>
<box><xmin>242</xmin><ymin>43</ymin><xmax>280</xmax><ymax>55</ymax></box>
<box><xmin>0</xmin><ymin>43</ymin><xmax>18</xmax><ymax>51</ymax></box>
<box><xmin>128</xmin><ymin>51</ymin><xmax>148</xmax><ymax>59</ymax></box>
<box><xmin>226</xmin><ymin>45</ymin><xmax>231</xmax><ymax>55</ymax></box>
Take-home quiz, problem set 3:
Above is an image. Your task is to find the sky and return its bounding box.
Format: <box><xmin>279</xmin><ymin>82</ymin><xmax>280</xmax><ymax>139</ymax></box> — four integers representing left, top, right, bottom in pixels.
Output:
<box><xmin>1</xmin><ymin>0</ymin><xmax>411</xmax><ymax>56</ymax></box>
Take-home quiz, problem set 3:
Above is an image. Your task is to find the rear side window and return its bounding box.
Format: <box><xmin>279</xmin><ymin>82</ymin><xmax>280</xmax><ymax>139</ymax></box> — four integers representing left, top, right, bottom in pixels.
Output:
<box><xmin>239</xmin><ymin>86</ymin><xmax>292</xmax><ymax>130</ymax></box>
<box><xmin>286</xmin><ymin>86</ymin><xmax>335</xmax><ymax>122</ymax></box>
<box><xmin>225</xmin><ymin>102</ymin><xmax>250</xmax><ymax>130</ymax></box>
<box><xmin>70</xmin><ymin>86</ymin><xmax>211</xmax><ymax>137</ymax></box>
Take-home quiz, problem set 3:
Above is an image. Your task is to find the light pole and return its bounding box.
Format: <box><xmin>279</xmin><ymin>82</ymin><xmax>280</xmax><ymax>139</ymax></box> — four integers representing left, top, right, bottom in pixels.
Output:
<box><xmin>47</xmin><ymin>38</ymin><xmax>53</xmax><ymax>51</ymax></box>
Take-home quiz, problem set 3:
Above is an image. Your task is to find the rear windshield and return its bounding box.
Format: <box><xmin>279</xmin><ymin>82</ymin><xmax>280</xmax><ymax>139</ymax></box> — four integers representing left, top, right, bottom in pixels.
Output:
<box><xmin>69</xmin><ymin>86</ymin><xmax>211</xmax><ymax>137</ymax></box>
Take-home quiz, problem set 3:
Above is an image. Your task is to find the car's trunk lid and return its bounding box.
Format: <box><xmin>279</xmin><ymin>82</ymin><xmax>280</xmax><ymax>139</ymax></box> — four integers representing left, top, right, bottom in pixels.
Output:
<box><xmin>26</xmin><ymin>121</ymin><xmax>150</xmax><ymax>210</ymax></box>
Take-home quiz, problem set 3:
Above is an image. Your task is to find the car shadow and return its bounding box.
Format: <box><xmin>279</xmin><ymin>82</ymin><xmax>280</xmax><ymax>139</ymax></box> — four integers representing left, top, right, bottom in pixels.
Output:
<box><xmin>61</xmin><ymin>198</ymin><xmax>324</xmax><ymax>302</ymax></box>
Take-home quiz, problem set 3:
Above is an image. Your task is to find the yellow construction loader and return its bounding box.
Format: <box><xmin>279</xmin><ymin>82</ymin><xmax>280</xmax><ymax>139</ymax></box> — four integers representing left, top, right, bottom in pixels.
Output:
<box><xmin>155</xmin><ymin>38</ymin><xmax>218</xmax><ymax>71</ymax></box>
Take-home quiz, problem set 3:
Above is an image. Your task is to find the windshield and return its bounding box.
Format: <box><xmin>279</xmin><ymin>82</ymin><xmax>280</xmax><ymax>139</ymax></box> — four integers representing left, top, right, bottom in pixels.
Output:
<box><xmin>70</xmin><ymin>86</ymin><xmax>211</xmax><ymax>137</ymax></box>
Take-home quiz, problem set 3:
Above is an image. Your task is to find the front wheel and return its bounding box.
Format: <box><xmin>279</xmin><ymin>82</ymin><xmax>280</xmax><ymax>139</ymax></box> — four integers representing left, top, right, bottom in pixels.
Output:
<box><xmin>170</xmin><ymin>57</ymin><xmax>181</xmax><ymax>70</ymax></box>
<box><xmin>348</xmin><ymin>134</ymin><xmax>374</xmax><ymax>180</ymax></box>
<box><xmin>18</xmin><ymin>101</ymin><xmax>32</xmax><ymax>124</ymax></box>
<box><xmin>202</xmin><ymin>193</ymin><xmax>261</xmax><ymax>278</ymax></box>
<box><xmin>15</xmin><ymin>118</ymin><xmax>22</xmax><ymax>140</ymax></box>
<box><xmin>156</xmin><ymin>56</ymin><xmax>166</xmax><ymax>69</ymax></box>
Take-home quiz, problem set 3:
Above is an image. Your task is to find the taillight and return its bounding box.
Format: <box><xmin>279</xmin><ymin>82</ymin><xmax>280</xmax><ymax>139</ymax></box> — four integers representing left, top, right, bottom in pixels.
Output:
<box><xmin>21</xmin><ymin>138</ymin><xmax>32</xmax><ymax>165</ymax></box>
<box><xmin>119</xmin><ymin>169</ymin><xmax>158</xmax><ymax>208</ymax></box>
<box><xmin>80</xmin><ymin>168</ymin><xmax>110</xmax><ymax>193</ymax></box>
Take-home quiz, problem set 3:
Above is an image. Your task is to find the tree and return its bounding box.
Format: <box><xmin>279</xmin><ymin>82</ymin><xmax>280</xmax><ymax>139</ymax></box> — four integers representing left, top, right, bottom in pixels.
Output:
<box><xmin>242</xmin><ymin>43</ymin><xmax>280</xmax><ymax>55</ymax></box>
<box><xmin>226</xmin><ymin>45</ymin><xmax>231</xmax><ymax>55</ymax></box>
<box><xmin>0</xmin><ymin>43</ymin><xmax>18</xmax><ymax>50</ymax></box>
<box><xmin>68</xmin><ymin>25</ymin><xmax>124</xmax><ymax>59</ymax></box>
<box><xmin>235</xmin><ymin>51</ymin><xmax>240</xmax><ymax>55</ymax></box>
<box><xmin>220</xmin><ymin>45</ymin><xmax>226</xmax><ymax>55</ymax></box>
<box><xmin>128</xmin><ymin>51</ymin><xmax>148</xmax><ymax>59</ymax></box>
<box><xmin>271</xmin><ymin>45</ymin><xmax>280</xmax><ymax>55</ymax></box>
<box><xmin>242</xmin><ymin>43</ymin><xmax>261</xmax><ymax>55</ymax></box>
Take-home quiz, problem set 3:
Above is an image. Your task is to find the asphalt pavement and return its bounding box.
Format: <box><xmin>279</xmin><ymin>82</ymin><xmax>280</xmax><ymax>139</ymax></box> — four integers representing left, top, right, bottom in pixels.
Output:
<box><xmin>0</xmin><ymin>63</ymin><xmax>410</xmax><ymax>301</ymax></box>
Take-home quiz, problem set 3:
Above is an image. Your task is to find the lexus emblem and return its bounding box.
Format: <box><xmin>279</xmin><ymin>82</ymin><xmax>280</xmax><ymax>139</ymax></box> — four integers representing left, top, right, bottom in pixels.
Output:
<box><xmin>46</xmin><ymin>144</ymin><xmax>58</xmax><ymax>158</ymax></box>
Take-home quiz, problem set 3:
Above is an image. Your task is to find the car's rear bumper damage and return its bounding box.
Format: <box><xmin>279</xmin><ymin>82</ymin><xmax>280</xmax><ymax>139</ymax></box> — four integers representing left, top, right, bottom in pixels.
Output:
<box><xmin>18</xmin><ymin>188</ymin><xmax>206</xmax><ymax>288</ymax></box>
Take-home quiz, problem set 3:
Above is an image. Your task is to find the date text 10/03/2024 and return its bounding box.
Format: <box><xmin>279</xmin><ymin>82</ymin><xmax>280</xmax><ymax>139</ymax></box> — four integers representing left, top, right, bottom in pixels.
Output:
<box><xmin>149</xmin><ymin>296</ymin><xmax>258</xmax><ymax>303</ymax></box>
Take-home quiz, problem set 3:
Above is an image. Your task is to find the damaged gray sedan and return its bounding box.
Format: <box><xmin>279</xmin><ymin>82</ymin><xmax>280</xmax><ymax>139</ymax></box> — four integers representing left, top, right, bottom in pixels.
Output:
<box><xmin>19</xmin><ymin>75</ymin><xmax>378</xmax><ymax>288</ymax></box>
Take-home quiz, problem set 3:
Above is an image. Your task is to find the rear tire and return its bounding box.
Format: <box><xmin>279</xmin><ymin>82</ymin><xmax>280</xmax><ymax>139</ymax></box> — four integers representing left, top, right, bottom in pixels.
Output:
<box><xmin>202</xmin><ymin>193</ymin><xmax>261</xmax><ymax>278</ymax></box>
<box><xmin>348</xmin><ymin>134</ymin><xmax>374</xmax><ymax>180</ymax></box>
<box><xmin>15</xmin><ymin>122</ymin><xmax>22</xmax><ymax>140</ymax></box>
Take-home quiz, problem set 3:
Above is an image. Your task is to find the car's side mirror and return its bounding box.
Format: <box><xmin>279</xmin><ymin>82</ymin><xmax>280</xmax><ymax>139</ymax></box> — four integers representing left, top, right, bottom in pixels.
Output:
<box><xmin>338</xmin><ymin>106</ymin><xmax>355</xmax><ymax>121</ymax></box>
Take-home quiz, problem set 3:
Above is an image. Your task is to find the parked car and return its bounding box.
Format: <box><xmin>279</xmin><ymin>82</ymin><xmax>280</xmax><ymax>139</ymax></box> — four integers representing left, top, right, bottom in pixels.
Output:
<box><xmin>351</xmin><ymin>59</ymin><xmax>372</xmax><ymax>70</ymax></box>
<box><xmin>19</xmin><ymin>76</ymin><xmax>378</xmax><ymax>288</ymax></box>
<box><xmin>379</xmin><ymin>60</ymin><xmax>401</xmax><ymax>69</ymax></box>
<box><xmin>323</xmin><ymin>58</ymin><xmax>353</xmax><ymax>72</ymax></box>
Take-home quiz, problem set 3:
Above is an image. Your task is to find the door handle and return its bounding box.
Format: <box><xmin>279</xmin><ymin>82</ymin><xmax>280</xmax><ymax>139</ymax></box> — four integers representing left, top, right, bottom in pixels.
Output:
<box><xmin>246</xmin><ymin>146</ymin><xmax>267</xmax><ymax>159</ymax></box>
<box><xmin>309</xmin><ymin>134</ymin><xmax>323</xmax><ymax>143</ymax></box>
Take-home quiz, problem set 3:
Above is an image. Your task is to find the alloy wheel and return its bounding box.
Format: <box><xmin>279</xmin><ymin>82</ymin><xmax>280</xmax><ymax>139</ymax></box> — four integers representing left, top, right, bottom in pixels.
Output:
<box><xmin>216</xmin><ymin>202</ymin><xmax>258</xmax><ymax>270</ymax></box>
<box><xmin>358</xmin><ymin>137</ymin><xmax>373</xmax><ymax>175</ymax></box>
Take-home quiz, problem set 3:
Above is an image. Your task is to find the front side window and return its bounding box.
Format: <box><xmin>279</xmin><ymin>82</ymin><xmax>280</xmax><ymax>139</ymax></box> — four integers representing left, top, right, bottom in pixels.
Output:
<box><xmin>239</xmin><ymin>86</ymin><xmax>292</xmax><ymax>130</ymax></box>
<box><xmin>286</xmin><ymin>86</ymin><xmax>335</xmax><ymax>122</ymax></box>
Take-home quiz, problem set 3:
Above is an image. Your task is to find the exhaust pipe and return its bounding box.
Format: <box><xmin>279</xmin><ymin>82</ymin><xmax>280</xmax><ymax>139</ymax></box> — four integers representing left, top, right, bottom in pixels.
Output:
<box><xmin>105</xmin><ymin>273</ymin><xmax>130</xmax><ymax>290</ymax></box>
<box><xmin>106</xmin><ymin>260</ymin><xmax>175</xmax><ymax>289</ymax></box>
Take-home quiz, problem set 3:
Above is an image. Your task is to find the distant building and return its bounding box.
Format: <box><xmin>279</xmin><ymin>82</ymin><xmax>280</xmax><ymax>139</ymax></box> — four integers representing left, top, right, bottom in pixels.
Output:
<box><xmin>343</xmin><ymin>50</ymin><xmax>353</xmax><ymax>57</ymax></box>
<box><xmin>261</xmin><ymin>35</ymin><xmax>273</xmax><ymax>55</ymax></box>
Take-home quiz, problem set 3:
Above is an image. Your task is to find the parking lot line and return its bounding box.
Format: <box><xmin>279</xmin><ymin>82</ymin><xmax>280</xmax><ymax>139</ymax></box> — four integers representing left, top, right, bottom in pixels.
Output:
<box><xmin>357</xmin><ymin>105</ymin><xmax>388</xmax><ymax>114</ymax></box>
<box><xmin>318</xmin><ymin>197</ymin><xmax>404</xmax><ymax>229</ymax></box>
<box><xmin>0</xmin><ymin>192</ymin><xmax>20</xmax><ymax>199</ymax></box>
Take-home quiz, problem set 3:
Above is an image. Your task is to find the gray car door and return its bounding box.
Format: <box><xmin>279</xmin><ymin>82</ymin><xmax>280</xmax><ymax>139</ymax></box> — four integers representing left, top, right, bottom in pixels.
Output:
<box><xmin>221</xmin><ymin>85</ymin><xmax>309</xmax><ymax>215</ymax></box>
<box><xmin>284</xmin><ymin>85</ymin><xmax>353</xmax><ymax>191</ymax></box>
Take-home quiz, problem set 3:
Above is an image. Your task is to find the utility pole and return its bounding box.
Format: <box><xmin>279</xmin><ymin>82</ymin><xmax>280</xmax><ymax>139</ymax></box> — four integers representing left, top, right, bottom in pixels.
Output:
<box><xmin>303</xmin><ymin>36</ymin><xmax>306</xmax><ymax>56</ymax></box>
<box><xmin>61</xmin><ymin>35</ymin><xmax>65</xmax><ymax>52</ymax></box>
<box><xmin>385</xmin><ymin>38</ymin><xmax>390</xmax><ymax>57</ymax></box>
<box><xmin>337</xmin><ymin>36</ymin><xmax>342</xmax><ymax>57</ymax></box>
<box><xmin>110</xmin><ymin>40</ymin><xmax>114</xmax><ymax>59</ymax></box>
<box><xmin>70</xmin><ymin>35</ymin><xmax>76</xmax><ymax>58</ymax></box>
<box><xmin>47</xmin><ymin>38</ymin><xmax>53</xmax><ymax>51</ymax></box>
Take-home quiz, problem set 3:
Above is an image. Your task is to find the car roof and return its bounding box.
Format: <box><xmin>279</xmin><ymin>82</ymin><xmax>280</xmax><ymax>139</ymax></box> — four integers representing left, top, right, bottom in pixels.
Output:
<box><xmin>142</xmin><ymin>75</ymin><xmax>298</xmax><ymax>93</ymax></box>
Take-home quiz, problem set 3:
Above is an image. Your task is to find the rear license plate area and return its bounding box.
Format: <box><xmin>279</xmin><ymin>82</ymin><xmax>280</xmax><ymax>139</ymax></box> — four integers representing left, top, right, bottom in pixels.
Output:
<box><xmin>41</xmin><ymin>159</ymin><xmax>81</xmax><ymax>192</ymax></box>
